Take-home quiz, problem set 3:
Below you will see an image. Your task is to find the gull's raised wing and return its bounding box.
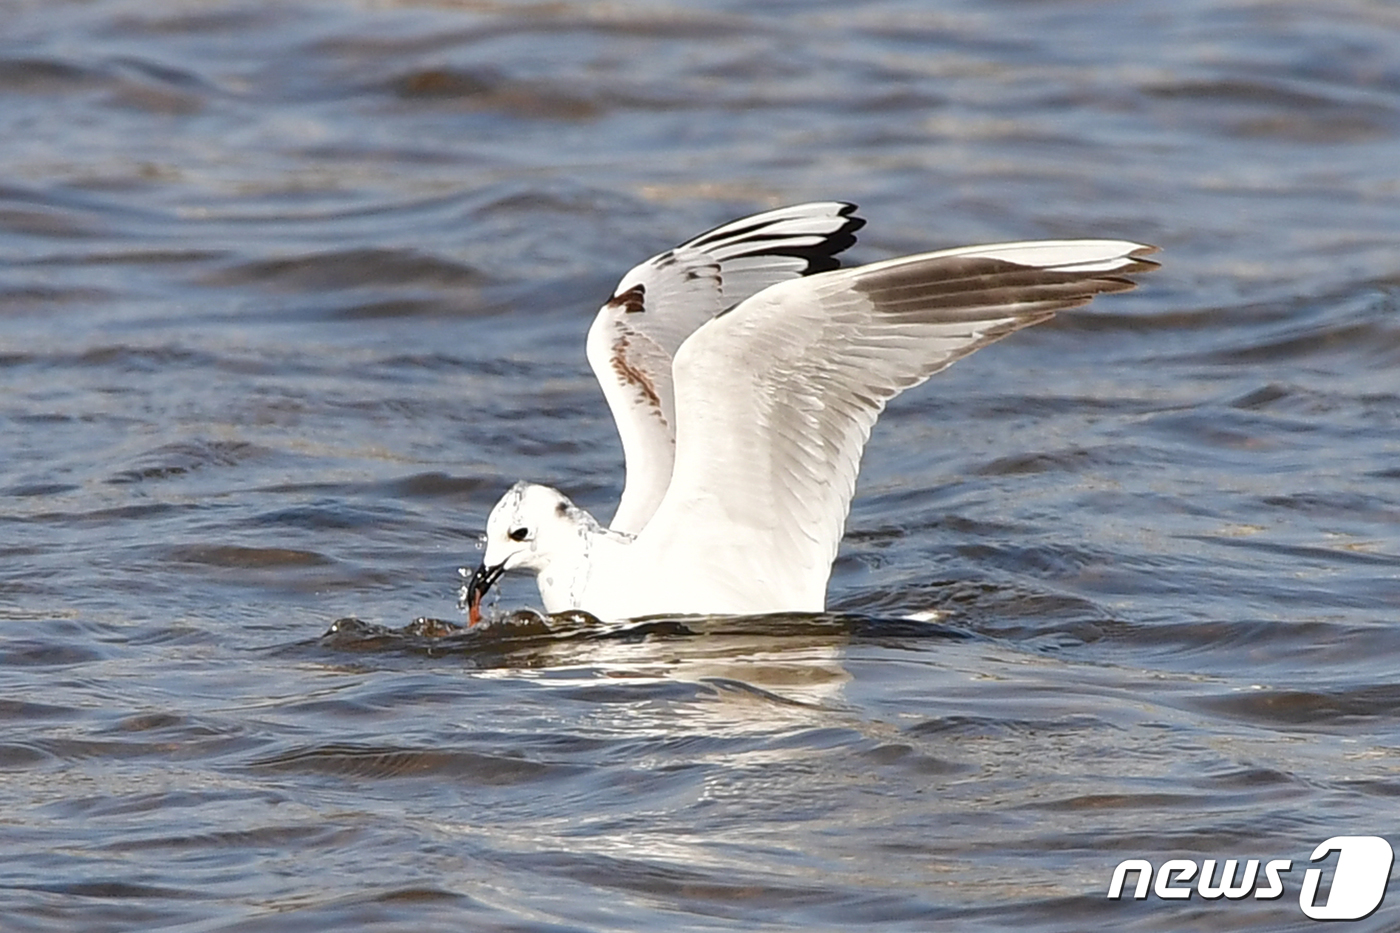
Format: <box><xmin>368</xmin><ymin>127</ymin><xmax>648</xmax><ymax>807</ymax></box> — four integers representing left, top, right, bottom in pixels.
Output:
<box><xmin>586</xmin><ymin>202</ymin><xmax>864</xmax><ymax>534</ymax></box>
<box><xmin>632</xmin><ymin>239</ymin><xmax>1160</xmax><ymax>612</ymax></box>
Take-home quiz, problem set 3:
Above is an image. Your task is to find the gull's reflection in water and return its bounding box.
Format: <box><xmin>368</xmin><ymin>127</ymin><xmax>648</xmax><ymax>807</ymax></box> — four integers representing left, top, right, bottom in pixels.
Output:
<box><xmin>319</xmin><ymin>610</ymin><xmax>968</xmax><ymax>717</ymax></box>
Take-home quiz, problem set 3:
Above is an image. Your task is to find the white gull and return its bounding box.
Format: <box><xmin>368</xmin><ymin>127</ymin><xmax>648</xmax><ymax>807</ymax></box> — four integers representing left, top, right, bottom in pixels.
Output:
<box><xmin>465</xmin><ymin>203</ymin><xmax>1157</xmax><ymax>622</ymax></box>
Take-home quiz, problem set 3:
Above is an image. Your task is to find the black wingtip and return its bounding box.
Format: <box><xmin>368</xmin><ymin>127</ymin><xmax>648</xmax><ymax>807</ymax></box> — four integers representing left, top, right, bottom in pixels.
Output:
<box><xmin>804</xmin><ymin>203</ymin><xmax>865</xmax><ymax>273</ymax></box>
<box><xmin>718</xmin><ymin>201</ymin><xmax>867</xmax><ymax>276</ymax></box>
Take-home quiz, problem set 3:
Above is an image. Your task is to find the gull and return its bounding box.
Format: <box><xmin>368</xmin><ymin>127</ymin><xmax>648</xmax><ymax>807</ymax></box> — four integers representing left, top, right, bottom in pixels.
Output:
<box><xmin>464</xmin><ymin>202</ymin><xmax>1157</xmax><ymax>622</ymax></box>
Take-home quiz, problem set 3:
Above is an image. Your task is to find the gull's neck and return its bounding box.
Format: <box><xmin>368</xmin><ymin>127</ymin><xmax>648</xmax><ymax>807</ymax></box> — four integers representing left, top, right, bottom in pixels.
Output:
<box><xmin>535</xmin><ymin>505</ymin><xmax>633</xmax><ymax>614</ymax></box>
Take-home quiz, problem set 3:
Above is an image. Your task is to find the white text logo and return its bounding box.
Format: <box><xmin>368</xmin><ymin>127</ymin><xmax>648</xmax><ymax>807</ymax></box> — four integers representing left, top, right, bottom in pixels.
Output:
<box><xmin>1107</xmin><ymin>835</ymin><xmax>1393</xmax><ymax>921</ymax></box>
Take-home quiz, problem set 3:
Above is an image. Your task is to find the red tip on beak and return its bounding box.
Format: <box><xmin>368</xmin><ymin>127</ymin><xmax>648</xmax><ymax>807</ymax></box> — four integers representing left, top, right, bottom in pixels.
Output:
<box><xmin>463</xmin><ymin>561</ymin><xmax>505</xmax><ymax>626</ymax></box>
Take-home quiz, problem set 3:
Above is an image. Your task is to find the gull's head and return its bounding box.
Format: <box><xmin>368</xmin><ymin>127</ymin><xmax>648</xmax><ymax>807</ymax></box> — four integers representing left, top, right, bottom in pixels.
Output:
<box><xmin>464</xmin><ymin>482</ymin><xmax>585</xmax><ymax>623</ymax></box>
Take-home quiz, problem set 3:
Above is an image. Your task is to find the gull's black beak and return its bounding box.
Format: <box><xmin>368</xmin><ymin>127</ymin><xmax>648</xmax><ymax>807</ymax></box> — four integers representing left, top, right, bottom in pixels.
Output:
<box><xmin>462</xmin><ymin>561</ymin><xmax>506</xmax><ymax>625</ymax></box>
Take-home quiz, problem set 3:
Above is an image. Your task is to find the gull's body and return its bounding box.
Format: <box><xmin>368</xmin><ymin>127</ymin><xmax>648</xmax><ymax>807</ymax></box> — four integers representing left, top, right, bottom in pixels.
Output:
<box><xmin>466</xmin><ymin>203</ymin><xmax>1157</xmax><ymax>621</ymax></box>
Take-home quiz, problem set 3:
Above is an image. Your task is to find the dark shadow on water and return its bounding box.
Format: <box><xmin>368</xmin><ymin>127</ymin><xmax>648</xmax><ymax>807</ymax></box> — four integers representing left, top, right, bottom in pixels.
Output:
<box><xmin>307</xmin><ymin>610</ymin><xmax>975</xmax><ymax>666</ymax></box>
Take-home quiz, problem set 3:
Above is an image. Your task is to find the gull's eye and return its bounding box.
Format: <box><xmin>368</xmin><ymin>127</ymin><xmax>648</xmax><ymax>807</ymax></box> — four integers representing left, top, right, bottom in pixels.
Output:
<box><xmin>508</xmin><ymin>527</ymin><xmax>530</xmax><ymax>542</ymax></box>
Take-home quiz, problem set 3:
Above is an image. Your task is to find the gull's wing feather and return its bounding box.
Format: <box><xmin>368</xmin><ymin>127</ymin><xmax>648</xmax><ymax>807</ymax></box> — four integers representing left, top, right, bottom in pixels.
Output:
<box><xmin>633</xmin><ymin>239</ymin><xmax>1160</xmax><ymax>611</ymax></box>
<box><xmin>586</xmin><ymin>202</ymin><xmax>864</xmax><ymax>533</ymax></box>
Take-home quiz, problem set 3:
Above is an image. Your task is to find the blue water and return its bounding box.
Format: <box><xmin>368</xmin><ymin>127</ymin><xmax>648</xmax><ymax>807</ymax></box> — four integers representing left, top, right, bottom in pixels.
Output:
<box><xmin>3</xmin><ymin>1</ymin><xmax>1400</xmax><ymax>930</ymax></box>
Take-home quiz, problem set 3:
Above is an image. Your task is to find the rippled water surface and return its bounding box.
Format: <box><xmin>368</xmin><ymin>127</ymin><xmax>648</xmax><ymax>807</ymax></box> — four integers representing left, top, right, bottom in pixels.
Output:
<box><xmin>4</xmin><ymin>1</ymin><xmax>1400</xmax><ymax>930</ymax></box>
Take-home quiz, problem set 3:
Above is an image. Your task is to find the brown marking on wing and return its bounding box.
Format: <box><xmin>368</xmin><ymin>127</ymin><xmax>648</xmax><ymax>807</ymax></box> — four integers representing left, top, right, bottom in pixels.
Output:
<box><xmin>606</xmin><ymin>283</ymin><xmax>646</xmax><ymax>314</ymax></box>
<box><xmin>609</xmin><ymin>331</ymin><xmax>664</xmax><ymax>417</ymax></box>
<box><xmin>852</xmin><ymin>253</ymin><xmax>1158</xmax><ymax>317</ymax></box>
